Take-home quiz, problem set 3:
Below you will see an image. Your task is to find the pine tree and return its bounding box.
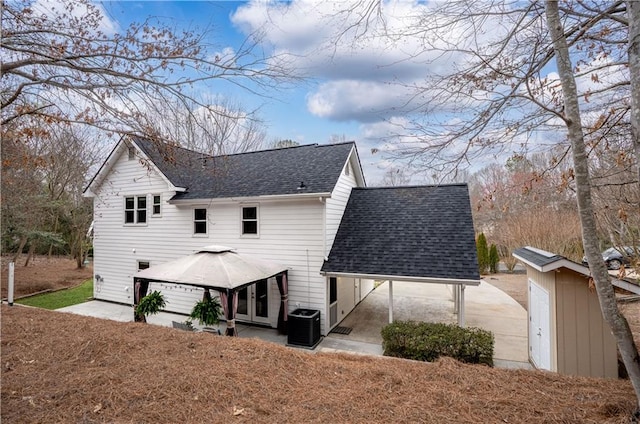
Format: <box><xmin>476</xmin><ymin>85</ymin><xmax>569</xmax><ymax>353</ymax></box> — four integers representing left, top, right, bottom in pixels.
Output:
<box><xmin>476</xmin><ymin>233</ymin><xmax>489</xmax><ymax>274</ymax></box>
<box><xmin>489</xmin><ymin>244</ymin><xmax>500</xmax><ymax>274</ymax></box>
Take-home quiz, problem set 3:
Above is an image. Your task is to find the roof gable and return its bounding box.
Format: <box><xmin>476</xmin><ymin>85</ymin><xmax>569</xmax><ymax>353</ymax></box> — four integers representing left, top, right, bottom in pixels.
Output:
<box><xmin>321</xmin><ymin>184</ymin><xmax>480</xmax><ymax>282</ymax></box>
<box><xmin>131</xmin><ymin>136</ymin><xmax>358</xmax><ymax>200</ymax></box>
<box><xmin>83</xmin><ymin>136</ymin><xmax>179</xmax><ymax>196</ymax></box>
<box><xmin>512</xmin><ymin>246</ymin><xmax>590</xmax><ymax>275</ymax></box>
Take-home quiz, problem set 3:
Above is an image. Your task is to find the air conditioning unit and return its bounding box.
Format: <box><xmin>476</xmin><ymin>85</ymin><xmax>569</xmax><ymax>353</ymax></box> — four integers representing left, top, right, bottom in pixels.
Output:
<box><xmin>287</xmin><ymin>308</ymin><xmax>321</xmax><ymax>348</ymax></box>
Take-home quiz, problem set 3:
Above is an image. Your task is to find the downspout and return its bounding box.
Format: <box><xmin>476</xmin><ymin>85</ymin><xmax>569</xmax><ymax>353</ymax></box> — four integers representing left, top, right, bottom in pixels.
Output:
<box><xmin>320</xmin><ymin>196</ymin><xmax>327</xmax><ymax>259</ymax></box>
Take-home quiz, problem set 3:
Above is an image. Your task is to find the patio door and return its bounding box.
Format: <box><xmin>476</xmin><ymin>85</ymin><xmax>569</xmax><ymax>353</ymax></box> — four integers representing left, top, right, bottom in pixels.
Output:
<box><xmin>236</xmin><ymin>279</ymin><xmax>270</xmax><ymax>325</ymax></box>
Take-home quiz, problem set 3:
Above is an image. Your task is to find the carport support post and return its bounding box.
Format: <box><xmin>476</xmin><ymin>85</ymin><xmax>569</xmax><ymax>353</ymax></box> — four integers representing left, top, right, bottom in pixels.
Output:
<box><xmin>457</xmin><ymin>284</ymin><xmax>466</xmax><ymax>327</ymax></box>
<box><xmin>388</xmin><ymin>280</ymin><xmax>393</xmax><ymax>323</ymax></box>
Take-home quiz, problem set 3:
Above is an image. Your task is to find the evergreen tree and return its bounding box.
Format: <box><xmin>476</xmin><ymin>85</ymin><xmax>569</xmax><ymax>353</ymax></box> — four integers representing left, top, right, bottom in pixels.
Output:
<box><xmin>489</xmin><ymin>244</ymin><xmax>500</xmax><ymax>274</ymax></box>
<box><xmin>476</xmin><ymin>233</ymin><xmax>489</xmax><ymax>274</ymax></box>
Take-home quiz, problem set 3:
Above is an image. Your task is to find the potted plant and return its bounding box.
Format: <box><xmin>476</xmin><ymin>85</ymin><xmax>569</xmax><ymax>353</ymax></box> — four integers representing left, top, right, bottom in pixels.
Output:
<box><xmin>135</xmin><ymin>290</ymin><xmax>166</xmax><ymax>323</ymax></box>
<box><xmin>190</xmin><ymin>289</ymin><xmax>222</xmax><ymax>328</ymax></box>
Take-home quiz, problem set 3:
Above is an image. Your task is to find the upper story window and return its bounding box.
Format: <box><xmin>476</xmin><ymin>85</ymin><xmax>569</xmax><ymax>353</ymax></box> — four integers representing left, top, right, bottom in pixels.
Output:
<box><xmin>128</xmin><ymin>146</ymin><xmax>136</xmax><ymax>160</ymax></box>
<box><xmin>152</xmin><ymin>195</ymin><xmax>161</xmax><ymax>216</ymax></box>
<box><xmin>241</xmin><ymin>206</ymin><xmax>258</xmax><ymax>236</ymax></box>
<box><xmin>194</xmin><ymin>208</ymin><xmax>207</xmax><ymax>234</ymax></box>
<box><xmin>125</xmin><ymin>196</ymin><xmax>147</xmax><ymax>224</ymax></box>
<box><xmin>345</xmin><ymin>162</ymin><xmax>350</xmax><ymax>176</ymax></box>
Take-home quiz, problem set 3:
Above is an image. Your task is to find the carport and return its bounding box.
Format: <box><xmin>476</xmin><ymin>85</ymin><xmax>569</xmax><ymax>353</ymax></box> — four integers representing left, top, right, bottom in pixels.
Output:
<box><xmin>321</xmin><ymin>184</ymin><xmax>481</xmax><ymax>327</ymax></box>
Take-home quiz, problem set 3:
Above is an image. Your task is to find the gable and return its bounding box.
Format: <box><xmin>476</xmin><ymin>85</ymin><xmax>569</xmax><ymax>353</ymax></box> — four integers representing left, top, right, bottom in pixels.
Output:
<box><xmin>321</xmin><ymin>184</ymin><xmax>480</xmax><ymax>282</ymax></box>
<box><xmin>83</xmin><ymin>137</ymin><xmax>182</xmax><ymax>197</ymax></box>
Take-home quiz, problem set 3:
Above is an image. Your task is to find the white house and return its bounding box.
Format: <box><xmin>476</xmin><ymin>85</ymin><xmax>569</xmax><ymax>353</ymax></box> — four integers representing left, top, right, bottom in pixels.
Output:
<box><xmin>84</xmin><ymin>136</ymin><xmax>480</xmax><ymax>335</ymax></box>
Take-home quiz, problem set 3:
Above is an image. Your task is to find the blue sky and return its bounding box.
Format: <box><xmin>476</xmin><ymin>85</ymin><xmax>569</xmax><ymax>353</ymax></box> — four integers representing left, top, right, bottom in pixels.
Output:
<box><xmin>100</xmin><ymin>1</ymin><xmax>378</xmax><ymax>176</ymax></box>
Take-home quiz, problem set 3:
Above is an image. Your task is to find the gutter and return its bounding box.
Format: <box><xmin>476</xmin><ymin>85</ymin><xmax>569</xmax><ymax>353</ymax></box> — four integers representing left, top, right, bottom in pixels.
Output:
<box><xmin>169</xmin><ymin>192</ymin><xmax>332</xmax><ymax>205</ymax></box>
<box><xmin>319</xmin><ymin>271</ymin><xmax>482</xmax><ymax>286</ymax></box>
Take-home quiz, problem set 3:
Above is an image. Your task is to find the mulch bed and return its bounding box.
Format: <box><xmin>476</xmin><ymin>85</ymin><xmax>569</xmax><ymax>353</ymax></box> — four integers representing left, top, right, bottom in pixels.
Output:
<box><xmin>1</xmin><ymin>305</ymin><xmax>637</xmax><ymax>423</ymax></box>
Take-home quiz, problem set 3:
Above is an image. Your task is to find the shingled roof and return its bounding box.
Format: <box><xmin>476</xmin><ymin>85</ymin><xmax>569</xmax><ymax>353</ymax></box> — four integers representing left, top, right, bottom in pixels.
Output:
<box><xmin>131</xmin><ymin>136</ymin><xmax>357</xmax><ymax>200</ymax></box>
<box><xmin>321</xmin><ymin>184</ymin><xmax>480</xmax><ymax>282</ymax></box>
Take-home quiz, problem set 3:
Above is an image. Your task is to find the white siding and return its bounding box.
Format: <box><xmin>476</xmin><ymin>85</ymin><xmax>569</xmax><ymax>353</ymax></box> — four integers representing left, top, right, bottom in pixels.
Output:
<box><xmin>325</xmin><ymin>153</ymin><xmax>359</xmax><ymax>255</ymax></box>
<box><xmin>92</xmin><ymin>148</ymin><xmax>330</xmax><ymax>332</ymax></box>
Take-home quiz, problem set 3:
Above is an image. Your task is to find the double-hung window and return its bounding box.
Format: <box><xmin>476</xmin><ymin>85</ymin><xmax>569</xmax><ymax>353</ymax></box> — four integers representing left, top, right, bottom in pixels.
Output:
<box><xmin>241</xmin><ymin>206</ymin><xmax>258</xmax><ymax>236</ymax></box>
<box><xmin>194</xmin><ymin>208</ymin><xmax>207</xmax><ymax>234</ymax></box>
<box><xmin>125</xmin><ymin>196</ymin><xmax>147</xmax><ymax>224</ymax></box>
<box><xmin>152</xmin><ymin>195</ymin><xmax>161</xmax><ymax>216</ymax></box>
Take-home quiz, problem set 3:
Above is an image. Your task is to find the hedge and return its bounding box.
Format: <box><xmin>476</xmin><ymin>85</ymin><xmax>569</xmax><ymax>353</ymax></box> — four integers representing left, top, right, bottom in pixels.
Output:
<box><xmin>381</xmin><ymin>321</ymin><xmax>494</xmax><ymax>366</ymax></box>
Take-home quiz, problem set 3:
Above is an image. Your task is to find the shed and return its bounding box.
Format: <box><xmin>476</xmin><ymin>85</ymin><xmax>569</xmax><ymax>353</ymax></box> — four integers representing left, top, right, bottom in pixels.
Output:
<box><xmin>513</xmin><ymin>246</ymin><xmax>617</xmax><ymax>379</ymax></box>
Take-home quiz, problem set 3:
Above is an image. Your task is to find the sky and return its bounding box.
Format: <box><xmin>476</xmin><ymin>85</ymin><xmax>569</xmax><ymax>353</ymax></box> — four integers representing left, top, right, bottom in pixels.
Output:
<box><xmin>93</xmin><ymin>0</ymin><xmax>440</xmax><ymax>184</ymax></box>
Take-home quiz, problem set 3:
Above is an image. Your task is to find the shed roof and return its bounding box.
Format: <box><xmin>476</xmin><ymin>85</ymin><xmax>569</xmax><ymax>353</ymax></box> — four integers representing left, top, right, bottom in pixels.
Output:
<box><xmin>131</xmin><ymin>136</ymin><xmax>359</xmax><ymax>200</ymax></box>
<box><xmin>321</xmin><ymin>184</ymin><xmax>480</xmax><ymax>284</ymax></box>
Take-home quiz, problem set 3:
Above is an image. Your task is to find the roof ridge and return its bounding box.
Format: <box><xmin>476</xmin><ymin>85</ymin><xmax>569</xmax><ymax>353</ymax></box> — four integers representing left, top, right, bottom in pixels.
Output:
<box><xmin>131</xmin><ymin>135</ymin><xmax>355</xmax><ymax>160</ymax></box>
<box><xmin>357</xmin><ymin>183</ymin><xmax>468</xmax><ymax>190</ymax></box>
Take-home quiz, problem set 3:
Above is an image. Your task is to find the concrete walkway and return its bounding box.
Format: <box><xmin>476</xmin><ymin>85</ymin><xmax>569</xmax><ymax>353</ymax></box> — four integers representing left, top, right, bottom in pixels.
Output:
<box><xmin>56</xmin><ymin>279</ymin><xmax>530</xmax><ymax>369</ymax></box>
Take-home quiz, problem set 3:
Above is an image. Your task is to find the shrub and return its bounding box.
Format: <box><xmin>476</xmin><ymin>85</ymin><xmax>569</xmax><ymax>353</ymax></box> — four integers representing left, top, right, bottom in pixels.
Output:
<box><xmin>489</xmin><ymin>243</ymin><xmax>500</xmax><ymax>274</ymax></box>
<box><xmin>381</xmin><ymin>321</ymin><xmax>494</xmax><ymax>366</ymax></box>
<box><xmin>476</xmin><ymin>233</ymin><xmax>489</xmax><ymax>274</ymax></box>
<box><xmin>135</xmin><ymin>290</ymin><xmax>166</xmax><ymax>323</ymax></box>
<box><xmin>190</xmin><ymin>295</ymin><xmax>222</xmax><ymax>326</ymax></box>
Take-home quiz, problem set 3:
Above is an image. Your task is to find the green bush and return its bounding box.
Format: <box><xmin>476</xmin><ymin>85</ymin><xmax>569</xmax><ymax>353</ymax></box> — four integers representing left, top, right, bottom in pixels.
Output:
<box><xmin>381</xmin><ymin>321</ymin><xmax>494</xmax><ymax>366</ymax></box>
<box><xmin>135</xmin><ymin>290</ymin><xmax>166</xmax><ymax>323</ymax></box>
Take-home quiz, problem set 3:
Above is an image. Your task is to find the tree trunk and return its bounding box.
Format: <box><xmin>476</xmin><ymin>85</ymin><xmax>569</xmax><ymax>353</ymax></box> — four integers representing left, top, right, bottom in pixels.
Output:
<box><xmin>545</xmin><ymin>1</ymin><xmax>640</xmax><ymax>413</ymax></box>
<box><xmin>12</xmin><ymin>236</ymin><xmax>27</xmax><ymax>263</ymax></box>
<box><xmin>629</xmin><ymin>0</ymin><xmax>640</xmax><ymax>185</ymax></box>
<box><xmin>24</xmin><ymin>243</ymin><xmax>36</xmax><ymax>267</ymax></box>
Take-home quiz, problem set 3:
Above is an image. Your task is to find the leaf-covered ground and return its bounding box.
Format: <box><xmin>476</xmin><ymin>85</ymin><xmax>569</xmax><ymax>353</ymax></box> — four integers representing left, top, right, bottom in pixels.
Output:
<box><xmin>1</xmin><ymin>305</ymin><xmax>636</xmax><ymax>423</ymax></box>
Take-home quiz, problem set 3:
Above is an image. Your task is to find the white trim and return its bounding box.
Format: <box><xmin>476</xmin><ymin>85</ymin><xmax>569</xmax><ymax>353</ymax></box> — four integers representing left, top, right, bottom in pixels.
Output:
<box><xmin>513</xmin><ymin>251</ymin><xmax>590</xmax><ymax>275</ymax></box>
<box><xmin>240</xmin><ymin>204</ymin><xmax>259</xmax><ymax>238</ymax></box>
<box><xmin>193</xmin><ymin>207</ymin><xmax>208</xmax><ymax>235</ymax></box>
<box><xmin>320</xmin><ymin>271</ymin><xmax>481</xmax><ymax>286</ymax></box>
<box><xmin>169</xmin><ymin>192</ymin><xmax>332</xmax><ymax>205</ymax></box>
<box><xmin>151</xmin><ymin>194</ymin><xmax>162</xmax><ymax>217</ymax></box>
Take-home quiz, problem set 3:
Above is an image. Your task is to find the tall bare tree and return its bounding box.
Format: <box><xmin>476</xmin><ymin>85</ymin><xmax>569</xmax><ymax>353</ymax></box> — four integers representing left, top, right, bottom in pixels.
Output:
<box><xmin>146</xmin><ymin>96</ymin><xmax>267</xmax><ymax>155</ymax></box>
<box><xmin>546</xmin><ymin>1</ymin><xmax>639</xmax><ymax>410</ymax></box>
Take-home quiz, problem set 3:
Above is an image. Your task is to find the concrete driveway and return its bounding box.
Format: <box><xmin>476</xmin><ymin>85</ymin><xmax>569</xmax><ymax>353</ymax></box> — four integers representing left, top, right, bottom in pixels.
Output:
<box><xmin>325</xmin><ymin>280</ymin><xmax>530</xmax><ymax>369</ymax></box>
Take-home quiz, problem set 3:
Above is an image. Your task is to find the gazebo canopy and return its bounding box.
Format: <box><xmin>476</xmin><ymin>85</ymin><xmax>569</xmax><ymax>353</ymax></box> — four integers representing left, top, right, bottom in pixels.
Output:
<box><xmin>134</xmin><ymin>245</ymin><xmax>288</xmax><ymax>291</ymax></box>
<box><xmin>133</xmin><ymin>246</ymin><xmax>289</xmax><ymax>336</ymax></box>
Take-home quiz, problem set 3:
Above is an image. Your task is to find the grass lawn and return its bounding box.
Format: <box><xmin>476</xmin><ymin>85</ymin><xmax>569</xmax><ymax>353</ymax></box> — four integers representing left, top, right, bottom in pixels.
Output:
<box><xmin>16</xmin><ymin>279</ymin><xmax>93</xmax><ymax>310</ymax></box>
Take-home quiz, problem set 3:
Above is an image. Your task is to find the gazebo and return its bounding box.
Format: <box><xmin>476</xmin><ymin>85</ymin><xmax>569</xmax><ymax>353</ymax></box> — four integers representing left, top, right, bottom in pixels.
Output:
<box><xmin>133</xmin><ymin>246</ymin><xmax>289</xmax><ymax>336</ymax></box>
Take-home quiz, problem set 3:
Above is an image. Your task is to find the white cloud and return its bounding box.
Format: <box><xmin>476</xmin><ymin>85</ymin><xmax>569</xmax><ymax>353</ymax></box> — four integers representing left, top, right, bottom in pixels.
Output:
<box><xmin>32</xmin><ymin>0</ymin><xmax>120</xmax><ymax>35</ymax></box>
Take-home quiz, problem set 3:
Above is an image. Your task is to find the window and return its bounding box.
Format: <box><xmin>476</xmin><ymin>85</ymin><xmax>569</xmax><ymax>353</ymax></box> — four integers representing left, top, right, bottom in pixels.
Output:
<box><xmin>329</xmin><ymin>277</ymin><xmax>337</xmax><ymax>304</ymax></box>
<box><xmin>128</xmin><ymin>146</ymin><xmax>136</xmax><ymax>160</ymax></box>
<box><xmin>194</xmin><ymin>208</ymin><xmax>207</xmax><ymax>234</ymax></box>
<box><xmin>138</xmin><ymin>261</ymin><xmax>150</xmax><ymax>271</ymax></box>
<box><xmin>241</xmin><ymin>206</ymin><xmax>258</xmax><ymax>235</ymax></box>
<box><xmin>345</xmin><ymin>162</ymin><xmax>350</xmax><ymax>176</ymax></box>
<box><xmin>125</xmin><ymin>196</ymin><xmax>147</xmax><ymax>224</ymax></box>
<box><xmin>152</xmin><ymin>195</ymin><xmax>161</xmax><ymax>216</ymax></box>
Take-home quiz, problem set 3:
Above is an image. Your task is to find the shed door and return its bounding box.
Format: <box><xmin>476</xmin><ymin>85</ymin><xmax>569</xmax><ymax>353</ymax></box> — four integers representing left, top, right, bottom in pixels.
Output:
<box><xmin>529</xmin><ymin>280</ymin><xmax>551</xmax><ymax>370</ymax></box>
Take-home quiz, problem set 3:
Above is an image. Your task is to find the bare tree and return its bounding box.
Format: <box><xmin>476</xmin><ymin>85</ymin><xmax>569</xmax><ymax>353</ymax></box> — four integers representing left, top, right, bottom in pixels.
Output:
<box><xmin>547</xmin><ymin>0</ymin><xmax>639</xmax><ymax>410</ymax></box>
<box><xmin>377</xmin><ymin>167</ymin><xmax>410</xmax><ymax>187</ymax></box>
<box><xmin>146</xmin><ymin>96</ymin><xmax>267</xmax><ymax>155</ymax></box>
<box><xmin>1</xmin><ymin>0</ymin><xmax>295</xmax><ymax>139</ymax></box>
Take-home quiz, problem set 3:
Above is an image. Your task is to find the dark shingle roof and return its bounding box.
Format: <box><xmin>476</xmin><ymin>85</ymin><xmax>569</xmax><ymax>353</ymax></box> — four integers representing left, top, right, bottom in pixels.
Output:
<box><xmin>512</xmin><ymin>247</ymin><xmax>564</xmax><ymax>267</ymax></box>
<box><xmin>131</xmin><ymin>136</ymin><xmax>355</xmax><ymax>199</ymax></box>
<box><xmin>321</xmin><ymin>184</ymin><xmax>480</xmax><ymax>281</ymax></box>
